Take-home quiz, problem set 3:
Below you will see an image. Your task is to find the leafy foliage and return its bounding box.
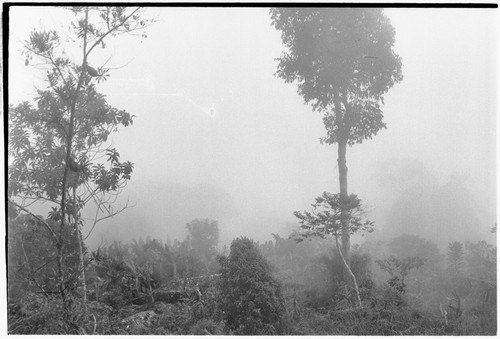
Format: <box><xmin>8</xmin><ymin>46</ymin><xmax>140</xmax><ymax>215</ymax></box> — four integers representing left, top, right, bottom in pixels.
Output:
<box><xmin>293</xmin><ymin>192</ymin><xmax>374</xmax><ymax>241</ymax></box>
<box><xmin>91</xmin><ymin>238</ymin><xmax>176</xmax><ymax>306</ymax></box>
<box><xmin>218</xmin><ymin>237</ymin><xmax>286</xmax><ymax>334</ymax></box>
<box><xmin>271</xmin><ymin>8</ymin><xmax>403</xmax><ymax>145</ymax></box>
<box><xmin>9</xmin><ymin>5</ymin><xmax>153</xmax><ymax>226</ymax></box>
<box><xmin>8</xmin><ymin>75</ymin><xmax>135</xmax><ymax>200</ymax></box>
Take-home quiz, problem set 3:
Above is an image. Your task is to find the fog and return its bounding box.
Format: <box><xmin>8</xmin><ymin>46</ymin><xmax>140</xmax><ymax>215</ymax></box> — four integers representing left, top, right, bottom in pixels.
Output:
<box><xmin>8</xmin><ymin>7</ymin><xmax>497</xmax><ymax>250</ymax></box>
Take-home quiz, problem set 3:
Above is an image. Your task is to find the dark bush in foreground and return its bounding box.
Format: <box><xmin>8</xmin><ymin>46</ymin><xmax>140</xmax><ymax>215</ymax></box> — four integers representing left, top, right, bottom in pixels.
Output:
<box><xmin>218</xmin><ymin>237</ymin><xmax>286</xmax><ymax>334</ymax></box>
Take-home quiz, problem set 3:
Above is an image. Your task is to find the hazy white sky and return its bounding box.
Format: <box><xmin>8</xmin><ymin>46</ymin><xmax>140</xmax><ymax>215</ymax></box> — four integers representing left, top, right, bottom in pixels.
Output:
<box><xmin>8</xmin><ymin>6</ymin><xmax>497</xmax><ymax>248</ymax></box>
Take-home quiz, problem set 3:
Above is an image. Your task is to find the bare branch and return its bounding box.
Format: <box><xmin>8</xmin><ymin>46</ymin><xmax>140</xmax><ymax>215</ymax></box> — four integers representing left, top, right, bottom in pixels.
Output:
<box><xmin>84</xmin><ymin>199</ymin><xmax>132</xmax><ymax>240</ymax></box>
<box><xmin>86</xmin><ymin>7</ymin><xmax>141</xmax><ymax>58</ymax></box>
<box><xmin>33</xmin><ymin>256</ymin><xmax>59</xmax><ymax>275</ymax></box>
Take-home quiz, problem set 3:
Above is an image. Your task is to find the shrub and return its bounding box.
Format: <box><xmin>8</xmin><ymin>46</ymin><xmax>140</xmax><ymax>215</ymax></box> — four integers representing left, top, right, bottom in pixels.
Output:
<box><xmin>218</xmin><ymin>237</ymin><xmax>286</xmax><ymax>334</ymax></box>
<box><xmin>8</xmin><ymin>293</ymin><xmax>63</xmax><ymax>334</ymax></box>
<box><xmin>376</xmin><ymin>255</ymin><xmax>425</xmax><ymax>295</ymax></box>
<box><xmin>149</xmin><ymin>302</ymin><xmax>191</xmax><ymax>334</ymax></box>
<box><xmin>303</xmin><ymin>246</ymin><xmax>374</xmax><ymax>309</ymax></box>
<box><xmin>187</xmin><ymin>318</ymin><xmax>225</xmax><ymax>335</ymax></box>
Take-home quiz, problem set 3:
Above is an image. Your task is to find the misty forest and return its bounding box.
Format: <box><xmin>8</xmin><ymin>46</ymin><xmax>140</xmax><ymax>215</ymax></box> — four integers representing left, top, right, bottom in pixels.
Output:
<box><xmin>6</xmin><ymin>6</ymin><xmax>496</xmax><ymax>335</ymax></box>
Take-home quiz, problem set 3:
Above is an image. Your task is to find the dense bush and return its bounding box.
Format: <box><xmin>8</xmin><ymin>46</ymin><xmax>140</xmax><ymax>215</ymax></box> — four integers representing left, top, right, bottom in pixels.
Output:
<box><xmin>218</xmin><ymin>237</ymin><xmax>286</xmax><ymax>334</ymax></box>
<box><xmin>7</xmin><ymin>293</ymin><xmax>124</xmax><ymax>335</ymax></box>
<box><xmin>8</xmin><ymin>214</ymin><xmax>83</xmax><ymax>300</ymax></box>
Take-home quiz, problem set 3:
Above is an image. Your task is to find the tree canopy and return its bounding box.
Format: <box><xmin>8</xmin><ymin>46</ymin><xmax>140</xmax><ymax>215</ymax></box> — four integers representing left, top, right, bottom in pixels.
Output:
<box><xmin>271</xmin><ymin>8</ymin><xmax>403</xmax><ymax>145</ymax></box>
<box><xmin>293</xmin><ymin>192</ymin><xmax>374</xmax><ymax>241</ymax></box>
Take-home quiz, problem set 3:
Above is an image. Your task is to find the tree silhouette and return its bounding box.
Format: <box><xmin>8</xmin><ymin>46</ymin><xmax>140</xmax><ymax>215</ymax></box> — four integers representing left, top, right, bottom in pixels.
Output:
<box><xmin>271</xmin><ymin>8</ymin><xmax>403</xmax><ymax>264</ymax></box>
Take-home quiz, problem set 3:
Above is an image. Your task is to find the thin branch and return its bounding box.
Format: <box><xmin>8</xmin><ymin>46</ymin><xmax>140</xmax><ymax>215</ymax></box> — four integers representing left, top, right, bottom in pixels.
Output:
<box><xmin>82</xmin><ymin>181</ymin><xmax>100</xmax><ymax>204</ymax></box>
<box><xmin>106</xmin><ymin>58</ymin><xmax>135</xmax><ymax>71</ymax></box>
<box><xmin>8</xmin><ymin>199</ymin><xmax>59</xmax><ymax>244</ymax></box>
<box><xmin>48</xmin><ymin>54</ymin><xmax>69</xmax><ymax>91</ymax></box>
<box><xmin>33</xmin><ymin>256</ymin><xmax>59</xmax><ymax>275</ymax></box>
<box><xmin>23</xmin><ymin>42</ymin><xmax>70</xmax><ymax>92</ymax></box>
<box><xmin>20</xmin><ymin>239</ymin><xmax>49</xmax><ymax>296</ymax></box>
<box><xmin>18</xmin><ymin>196</ymin><xmax>57</xmax><ymax>209</ymax></box>
<box><xmin>91</xmin><ymin>313</ymin><xmax>97</xmax><ymax>335</ymax></box>
<box><xmin>86</xmin><ymin>7</ymin><xmax>141</xmax><ymax>58</ymax></box>
<box><xmin>84</xmin><ymin>199</ymin><xmax>131</xmax><ymax>240</ymax></box>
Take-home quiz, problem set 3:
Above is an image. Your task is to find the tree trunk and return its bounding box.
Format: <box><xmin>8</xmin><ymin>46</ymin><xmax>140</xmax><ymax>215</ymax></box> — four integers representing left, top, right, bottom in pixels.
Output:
<box><xmin>58</xmin><ymin>8</ymin><xmax>89</xmax><ymax>321</ymax></box>
<box><xmin>335</xmin><ymin>236</ymin><xmax>362</xmax><ymax>308</ymax></box>
<box><xmin>147</xmin><ymin>277</ymin><xmax>154</xmax><ymax>304</ymax></box>
<box><xmin>73</xmin><ymin>187</ymin><xmax>87</xmax><ymax>309</ymax></box>
<box><xmin>77</xmin><ymin>230</ymin><xmax>87</xmax><ymax>306</ymax></box>
<box><xmin>173</xmin><ymin>260</ymin><xmax>177</xmax><ymax>279</ymax></box>
<box><xmin>337</xmin><ymin>139</ymin><xmax>350</xmax><ymax>265</ymax></box>
<box><xmin>57</xmin><ymin>240</ymin><xmax>70</xmax><ymax>319</ymax></box>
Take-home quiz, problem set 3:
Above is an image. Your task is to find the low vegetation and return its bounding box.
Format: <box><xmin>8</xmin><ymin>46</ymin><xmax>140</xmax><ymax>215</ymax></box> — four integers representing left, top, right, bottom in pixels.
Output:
<box><xmin>7</xmin><ymin>214</ymin><xmax>496</xmax><ymax>335</ymax></box>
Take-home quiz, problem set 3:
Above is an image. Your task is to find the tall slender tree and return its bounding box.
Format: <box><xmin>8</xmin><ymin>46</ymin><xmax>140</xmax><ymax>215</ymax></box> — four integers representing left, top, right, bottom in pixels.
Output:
<box><xmin>271</xmin><ymin>8</ymin><xmax>403</xmax><ymax>264</ymax></box>
<box><xmin>8</xmin><ymin>6</ymin><xmax>154</xmax><ymax>323</ymax></box>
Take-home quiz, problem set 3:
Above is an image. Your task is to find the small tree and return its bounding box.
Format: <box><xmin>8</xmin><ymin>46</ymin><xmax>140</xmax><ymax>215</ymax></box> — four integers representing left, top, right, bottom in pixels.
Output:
<box><xmin>8</xmin><ymin>6</ymin><xmax>154</xmax><ymax>322</ymax></box>
<box><xmin>218</xmin><ymin>237</ymin><xmax>286</xmax><ymax>335</ymax></box>
<box><xmin>293</xmin><ymin>192</ymin><xmax>374</xmax><ymax>307</ymax></box>
<box><xmin>185</xmin><ymin>219</ymin><xmax>220</xmax><ymax>274</ymax></box>
<box><xmin>376</xmin><ymin>255</ymin><xmax>425</xmax><ymax>295</ymax></box>
<box><xmin>271</xmin><ymin>8</ymin><xmax>403</xmax><ymax>265</ymax></box>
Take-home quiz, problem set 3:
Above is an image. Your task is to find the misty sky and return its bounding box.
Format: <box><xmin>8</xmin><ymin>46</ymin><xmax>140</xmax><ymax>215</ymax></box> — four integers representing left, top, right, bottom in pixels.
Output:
<box><xmin>8</xmin><ymin>7</ymin><xmax>497</xmax><ymax>249</ymax></box>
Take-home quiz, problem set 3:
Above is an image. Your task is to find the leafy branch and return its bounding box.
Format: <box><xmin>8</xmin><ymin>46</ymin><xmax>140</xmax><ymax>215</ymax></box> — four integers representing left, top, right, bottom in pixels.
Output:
<box><xmin>293</xmin><ymin>192</ymin><xmax>374</xmax><ymax>308</ymax></box>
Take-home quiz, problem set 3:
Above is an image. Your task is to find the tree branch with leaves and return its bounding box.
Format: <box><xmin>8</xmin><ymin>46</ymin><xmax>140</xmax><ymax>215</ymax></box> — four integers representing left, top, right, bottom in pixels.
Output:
<box><xmin>293</xmin><ymin>192</ymin><xmax>374</xmax><ymax>308</ymax></box>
